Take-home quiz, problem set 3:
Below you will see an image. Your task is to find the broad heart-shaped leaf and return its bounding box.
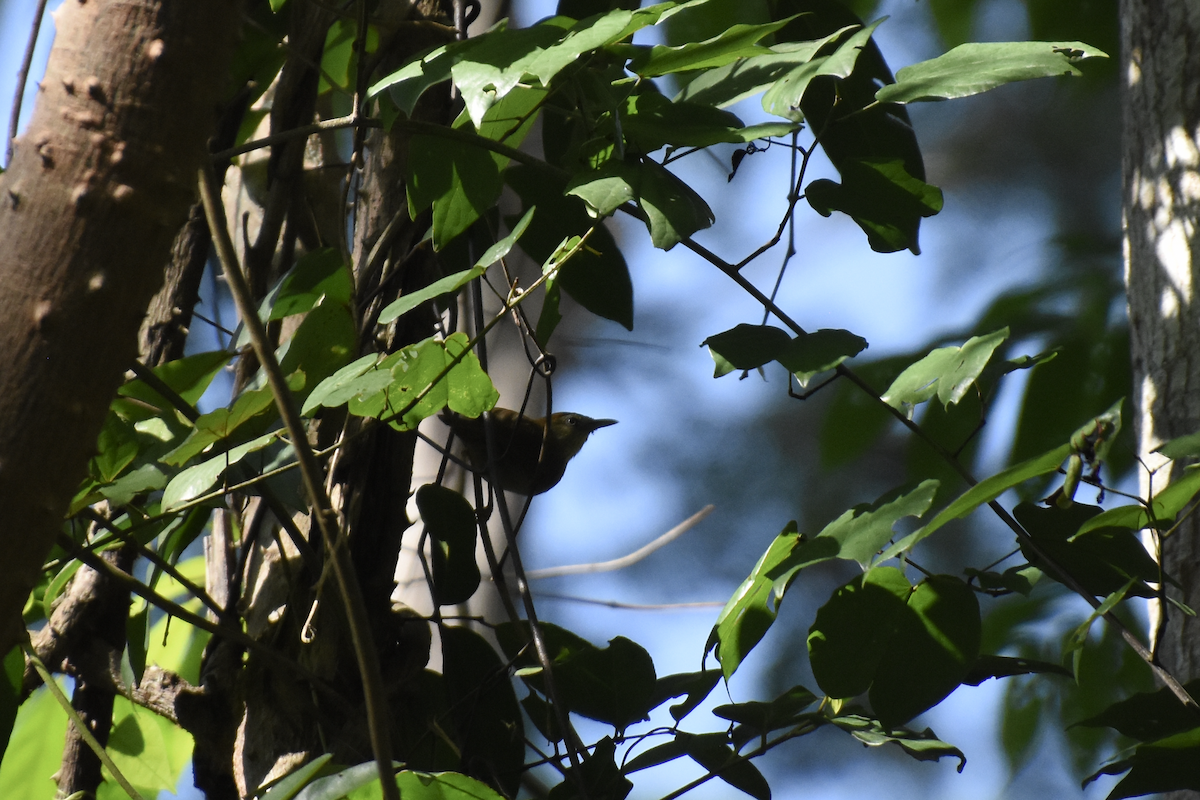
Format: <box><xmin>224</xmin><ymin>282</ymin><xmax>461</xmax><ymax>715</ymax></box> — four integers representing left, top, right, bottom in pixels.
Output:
<box><xmin>340</xmin><ymin>332</ymin><xmax>497</xmax><ymax>429</ymax></box>
<box><xmin>1074</xmin><ymin>678</ymin><xmax>1200</xmax><ymax>742</ymax></box>
<box><xmin>876</xmin><ymin>443</ymin><xmax>1072</xmax><ymax>563</ymax></box>
<box><xmin>770</xmin><ymin>481</ymin><xmax>939</xmax><ymax>584</ymax></box>
<box><xmin>496</xmin><ymin>622</ymin><xmax>657</xmax><ymax>732</ymax></box>
<box><xmin>1014</xmin><ymin>502</ymin><xmax>1159</xmax><ymax>598</ymax></box>
<box><xmin>881</xmin><ymin>328</ymin><xmax>1008</xmax><ymax>414</ymax></box>
<box><xmin>875</xmin><ymin>41</ymin><xmax>1109</xmax><ymax>104</ymax></box>
<box><xmin>706</xmin><ymin>522</ymin><xmax>802</xmax><ymax>681</ymax></box>
<box><xmin>628</xmin><ymin>15</ymin><xmax>800</xmax><ymax>77</ymax></box>
<box><xmin>676</xmin><ymin>28</ymin><xmax>856</xmax><ymax>108</ymax></box>
<box><xmin>416</xmin><ymin>484</ymin><xmax>480</xmax><ymax>606</ymax></box>
<box><xmin>1082</xmin><ymin>727</ymin><xmax>1200</xmax><ymax>800</ymax></box>
<box><xmin>869</xmin><ymin>574</ymin><xmax>981</xmax><ymax>727</ymax></box>
<box><xmin>827</xmin><ymin>714</ymin><xmax>966</xmax><ymax>771</ymax></box>
<box><xmin>777</xmin><ymin>328</ymin><xmax>868</xmax><ymax>386</ymax></box>
<box><xmin>701</xmin><ymin>324</ymin><xmax>791</xmax><ymax>377</ymax></box>
<box><xmin>506</xmin><ymin>166</ymin><xmax>634</xmax><ymax>329</ymax></box>
<box><xmin>440</xmin><ymin>627</ymin><xmax>524</xmax><ymax>797</ymax></box>
<box><xmin>806</xmin><ymin>158</ymin><xmax>943</xmax><ymax>255</ymax></box>
<box><xmin>807</xmin><ymin>566</ymin><xmax>912</xmax><ymax>699</ymax></box>
<box><xmin>406</xmin><ymin>133</ymin><xmax>502</xmax><ymax>251</ymax></box>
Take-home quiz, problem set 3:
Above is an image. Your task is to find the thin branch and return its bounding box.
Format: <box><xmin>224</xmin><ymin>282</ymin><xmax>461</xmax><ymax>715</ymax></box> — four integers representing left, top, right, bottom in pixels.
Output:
<box><xmin>5</xmin><ymin>0</ymin><xmax>49</xmax><ymax>166</ymax></box>
<box><xmin>523</xmin><ymin>506</ymin><xmax>714</xmax><ymax>579</ymax></box>
<box><xmin>198</xmin><ymin>164</ymin><xmax>400</xmax><ymax>800</ymax></box>
<box><xmin>534</xmin><ymin>593</ymin><xmax>723</xmax><ymax>610</ymax></box>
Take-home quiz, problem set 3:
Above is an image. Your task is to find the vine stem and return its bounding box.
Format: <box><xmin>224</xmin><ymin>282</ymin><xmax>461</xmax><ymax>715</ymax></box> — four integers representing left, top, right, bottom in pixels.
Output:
<box><xmin>197</xmin><ymin>164</ymin><xmax>401</xmax><ymax>800</ymax></box>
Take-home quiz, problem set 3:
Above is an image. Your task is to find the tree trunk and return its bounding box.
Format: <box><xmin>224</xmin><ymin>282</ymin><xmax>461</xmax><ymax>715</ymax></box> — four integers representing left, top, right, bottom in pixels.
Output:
<box><xmin>1122</xmin><ymin>0</ymin><xmax>1200</xmax><ymax>744</ymax></box>
<box><xmin>0</xmin><ymin>0</ymin><xmax>240</xmax><ymax>654</ymax></box>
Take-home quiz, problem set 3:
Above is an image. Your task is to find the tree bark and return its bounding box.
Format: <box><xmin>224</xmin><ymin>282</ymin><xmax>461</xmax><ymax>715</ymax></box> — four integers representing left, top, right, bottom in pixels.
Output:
<box><xmin>1122</xmin><ymin>0</ymin><xmax>1200</xmax><ymax>738</ymax></box>
<box><xmin>0</xmin><ymin>0</ymin><xmax>241</xmax><ymax>654</ymax></box>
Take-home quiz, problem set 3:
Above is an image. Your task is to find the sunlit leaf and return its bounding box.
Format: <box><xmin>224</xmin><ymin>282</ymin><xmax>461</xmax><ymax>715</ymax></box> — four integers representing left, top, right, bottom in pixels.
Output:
<box><xmin>876</xmin><ymin>40</ymin><xmax>1109</xmax><ymax>104</ymax></box>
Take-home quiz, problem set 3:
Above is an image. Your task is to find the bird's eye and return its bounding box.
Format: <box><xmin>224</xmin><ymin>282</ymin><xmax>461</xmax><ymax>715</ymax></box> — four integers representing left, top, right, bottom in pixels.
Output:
<box><xmin>566</xmin><ymin>416</ymin><xmax>579</xmax><ymax>426</ymax></box>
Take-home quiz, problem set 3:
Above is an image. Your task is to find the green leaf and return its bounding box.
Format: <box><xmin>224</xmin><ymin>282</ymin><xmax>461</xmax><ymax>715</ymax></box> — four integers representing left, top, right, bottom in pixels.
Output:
<box><xmin>715</xmin><ymin>685</ymin><xmax>819</xmax><ymax>748</ymax></box>
<box><xmin>440</xmin><ymin>628</ymin><xmax>524</xmax><ymax>797</ymax></box>
<box><xmin>91</xmin><ymin>411</ymin><xmax>142</xmax><ymax>483</ymax></box>
<box><xmin>702</xmin><ymin>324</ymin><xmax>791</xmax><ymax>377</ymax></box>
<box><xmin>115</xmin><ymin>351</ymin><xmax>232</xmax><ymax>421</ymax></box>
<box><xmin>629</xmin><ymin>16</ymin><xmax>800</xmax><ymax>76</ymax></box>
<box><xmin>0</xmin><ymin>681</ymin><xmax>68</xmax><ymax>797</ymax></box>
<box><xmin>497</xmin><ymin>623</ymin><xmax>657</xmax><ymax>731</ymax></box>
<box><xmin>125</xmin><ymin>603</ymin><xmax>150</xmax><ymax>688</ymax></box>
<box><xmin>771</xmin><ymin>481</ymin><xmax>939</xmax><ymax>580</ymax></box>
<box><xmin>1015</xmin><ymin>503</ymin><xmax>1159</xmax><ymax>598</ymax></box>
<box><xmin>1082</xmin><ymin>726</ymin><xmax>1200</xmax><ymax>799</ymax></box>
<box><xmin>634</xmin><ymin>158</ymin><xmax>715</xmax><ymax>249</ymax></box>
<box><xmin>808</xmin><ymin>566</ymin><xmax>912</xmax><ymax>699</ymax></box>
<box><xmin>806</xmin><ymin>158</ymin><xmax>944</xmax><ymax>255</ymax></box>
<box><xmin>706</xmin><ymin>522</ymin><xmax>802</xmax><ymax>681</ymax></box>
<box><xmin>261</xmin><ymin>754</ymin><xmax>333</xmax><ymax>800</ymax></box>
<box><xmin>876</xmin><ymin>443</ymin><xmax>1071</xmax><ymax>562</ymax></box>
<box><xmin>277</xmin><ymin>300</ymin><xmax>357</xmax><ymax>399</ymax></box>
<box><xmin>650</xmin><ymin>670</ymin><xmax>722</xmax><ymax>722</ymax></box>
<box><xmin>869</xmin><ymin>574</ymin><xmax>981</xmax><ymax>727</ymax></box>
<box><xmin>875</xmin><ymin>41</ymin><xmax>1109</xmax><ymax>104</ymax></box>
<box><xmin>105</xmin><ymin>696</ymin><xmax>194</xmax><ymax>796</ymax></box>
<box><xmin>302</xmin><ymin>354</ymin><xmax>382</xmax><ymax>415</ymax></box>
<box><xmin>378</xmin><ymin>268</ymin><xmax>485</xmax><ymax>326</ymax></box>
<box><xmin>269</xmin><ymin>248</ymin><xmax>352</xmax><ymax>320</ymax></box>
<box><xmin>1076</xmin><ymin>467</ymin><xmax>1200</xmax><ymax>537</ymax></box>
<box><xmin>1156</xmin><ymin>430</ymin><xmax>1200</xmax><ymax>460</ymax></box>
<box><xmin>677</xmin><ymin>29</ymin><xmax>857</xmax><ymax>108</ymax></box>
<box><xmin>389</xmin><ymin>770</ymin><xmax>507</xmax><ymax>800</ymax></box>
<box><xmin>416</xmin><ymin>484</ymin><xmax>481</xmax><ymax>606</ymax></box>
<box><xmin>407</xmin><ymin>134</ymin><xmax>503</xmax><ymax>250</ymax></box>
<box><xmin>162</xmin><ymin>432</ymin><xmax>279</xmax><ymax>511</ymax></box>
<box><xmin>1074</xmin><ymin>678</ymin><xmax>1200</xmax><ymax>742</ymax></box>
<box><xmin>776</xmin><ymin>328</ymin><xmax>868</xmax><ymax>386</ymax></box>
<box><xmin>881</xmin><ymin>328</ymin><xmax>1008</xmax><ymax>413</ymax></box>
<box><xmin>762</xmin><ymin>20</ymin><xmax>882</xmax><ymax>121</ymax></box>
<box><xmin>507</xmin><ymin>167</ymin><xmax>634</xmax><ymax>329</ymax></box>
<box><xmin>161</xmin><ymin>384</ymin><xmax>280</xmax><ymax>467</ymax></box>
<box><xmin>624</xmin><ymin>732</ymin><xmax>770</xmax><ymax>800</ymax></box>
<box><xmin>962</xmin><ymin>654</ymin><xmax>1072</xmax><ymax>686</ymax></box>
<box><xmin>615</xmin><ymin>92</ymin><xmax>762</xmax><ymax>151</ymax></box>
<box><xmin>828</xmin><ymin>714</ymin><xmax>966</xmax><ymax>771</ymax></box>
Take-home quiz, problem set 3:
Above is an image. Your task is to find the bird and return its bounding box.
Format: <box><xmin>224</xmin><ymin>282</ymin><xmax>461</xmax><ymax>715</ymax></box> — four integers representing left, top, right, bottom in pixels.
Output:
<box><xmin>440</xmin><ymin>407</ymin><xmax>617</xmax><ymax>495</ymax></box>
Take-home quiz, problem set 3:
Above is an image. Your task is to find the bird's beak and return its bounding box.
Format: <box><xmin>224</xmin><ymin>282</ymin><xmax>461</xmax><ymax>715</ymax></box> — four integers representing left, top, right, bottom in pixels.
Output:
<box><xmin>587</xmin><ymin>418</ymin><xmax>618</xmax><ymax>433</ymax></box>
